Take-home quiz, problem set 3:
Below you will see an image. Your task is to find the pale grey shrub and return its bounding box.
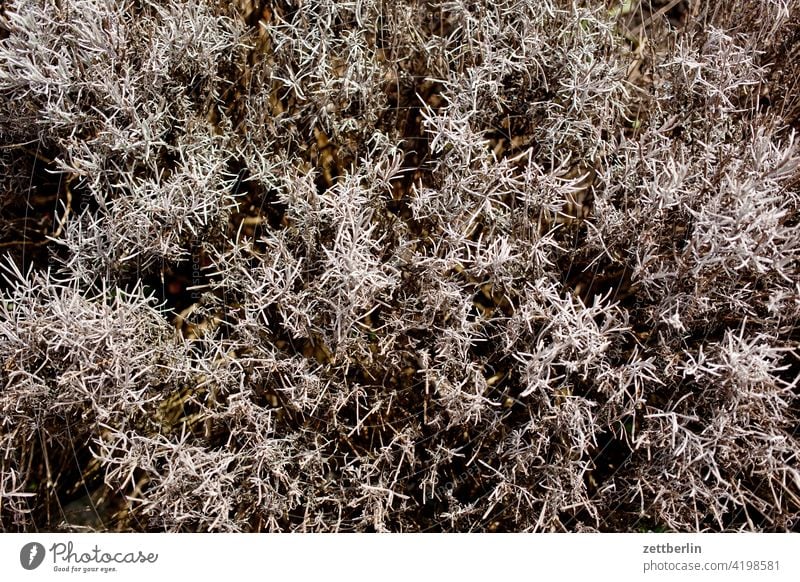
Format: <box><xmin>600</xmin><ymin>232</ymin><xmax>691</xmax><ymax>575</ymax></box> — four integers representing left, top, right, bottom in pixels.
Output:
<box><xmin>1</xmin><ymin>0</ymin><xmax>798</xmax><ymax>532</ymax></box>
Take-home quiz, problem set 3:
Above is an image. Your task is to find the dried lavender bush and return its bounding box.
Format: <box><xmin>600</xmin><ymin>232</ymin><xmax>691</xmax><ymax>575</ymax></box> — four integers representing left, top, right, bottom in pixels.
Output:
<box><xmin>0</xmin><ymin>0</ymin><xmax>798</xmax><ymax>532</ymax></box>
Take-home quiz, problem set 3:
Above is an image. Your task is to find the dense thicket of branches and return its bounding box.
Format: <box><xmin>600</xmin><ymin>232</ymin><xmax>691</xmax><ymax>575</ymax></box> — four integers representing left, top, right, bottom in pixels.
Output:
<box><xmin>1</xmin><ymin>0</ymin><xmax>798</xmax><ymax>532</ymax></box>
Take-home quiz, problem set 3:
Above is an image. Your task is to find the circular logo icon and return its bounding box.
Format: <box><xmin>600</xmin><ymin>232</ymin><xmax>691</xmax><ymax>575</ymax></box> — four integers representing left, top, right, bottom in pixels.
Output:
<box><xmin>20</xmin><ymin>542</ymin><xmax>46</xmax><ymax>570</ymax></box>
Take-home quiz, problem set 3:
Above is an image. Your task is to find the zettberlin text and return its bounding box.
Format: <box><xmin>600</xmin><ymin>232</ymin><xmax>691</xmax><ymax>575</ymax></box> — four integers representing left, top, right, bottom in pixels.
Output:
<box><xmin>643</xmin><ymin>543</ymin><xmax>702</xmax><ymax>554</ymax></box>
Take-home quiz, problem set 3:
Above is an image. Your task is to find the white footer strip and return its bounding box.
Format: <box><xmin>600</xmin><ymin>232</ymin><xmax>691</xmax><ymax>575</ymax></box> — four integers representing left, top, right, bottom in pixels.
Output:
<box><xmin>2</xmin><ymin>533</ymin><xmax>798</xmax><ymax>581</ymax></box>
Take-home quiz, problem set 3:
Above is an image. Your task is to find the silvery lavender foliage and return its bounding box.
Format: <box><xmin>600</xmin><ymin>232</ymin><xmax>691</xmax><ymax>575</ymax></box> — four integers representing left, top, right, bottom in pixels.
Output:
<box><xmin>1</xmin><ymin>0</ymin><xmax>798</xmax><ymax>532</ymax></box>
